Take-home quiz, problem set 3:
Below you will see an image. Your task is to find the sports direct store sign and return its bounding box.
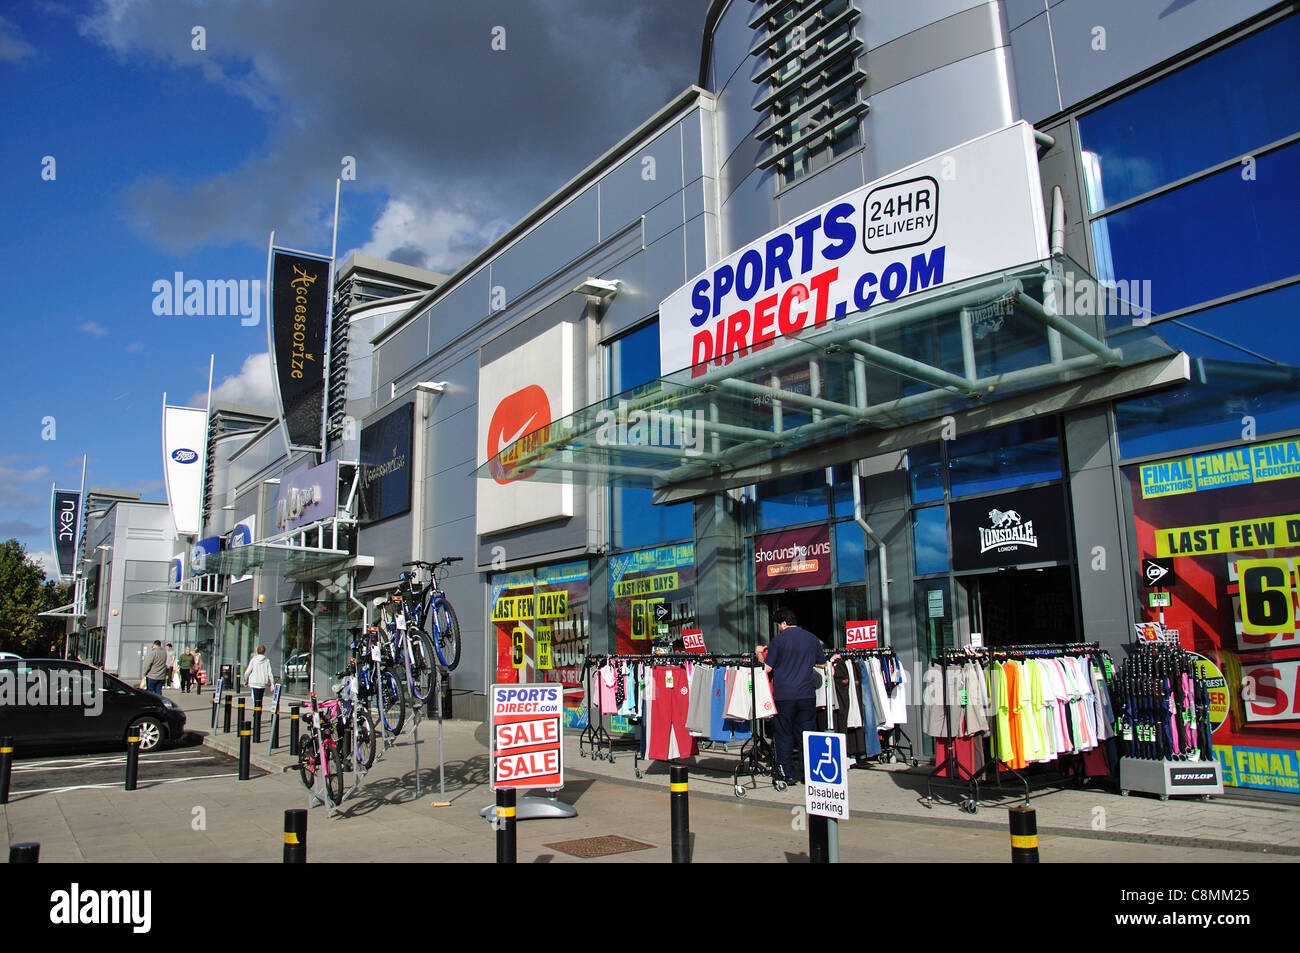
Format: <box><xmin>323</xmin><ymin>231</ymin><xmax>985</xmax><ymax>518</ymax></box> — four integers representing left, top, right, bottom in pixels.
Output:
<box><xmin>658</xmin><ymin>122</ymin><xmax>1049</xmax><ymax>377</ymax></box>
<box><xmin>491</xmin><ymin>683</ymin><xmax>564</xmax><ymax>790</ymax></box>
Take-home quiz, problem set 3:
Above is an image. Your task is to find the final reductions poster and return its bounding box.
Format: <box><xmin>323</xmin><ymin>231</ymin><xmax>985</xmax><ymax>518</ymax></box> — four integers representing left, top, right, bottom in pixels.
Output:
<box><xmin>269</xmin><ymin>248</ymin><xmax>331</xmax><ymax>451</ymax></box>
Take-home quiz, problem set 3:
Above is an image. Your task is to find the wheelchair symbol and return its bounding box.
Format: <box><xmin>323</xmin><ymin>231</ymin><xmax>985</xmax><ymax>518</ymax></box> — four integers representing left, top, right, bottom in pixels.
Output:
<box><xmin>809</xmin><ymin>737</ymin><xmax>841</xmax><ymax>784</ymax></box>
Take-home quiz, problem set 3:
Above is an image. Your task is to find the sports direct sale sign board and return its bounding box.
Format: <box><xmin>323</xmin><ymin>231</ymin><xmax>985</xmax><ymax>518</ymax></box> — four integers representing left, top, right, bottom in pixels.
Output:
<box><xmin>491</xmin><ymin>683</ymin><xmax>564</xmax><ymax>791</ymax></box>
<box><xmin>657</xmin><ymin>122</ymin><xmax>1049</xmax><ymax>377</ymax></box>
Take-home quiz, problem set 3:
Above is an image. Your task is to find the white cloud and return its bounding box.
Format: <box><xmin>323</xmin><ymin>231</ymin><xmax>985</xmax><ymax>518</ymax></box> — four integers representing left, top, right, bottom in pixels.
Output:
<box><xmin>30</xmin><ymin>548</ymin><xmax>58</xmax><ymax>579</ymax></box>
<box><xmin>78</xmin><ymin>321</ymin><xmax>110</xmax><ymax>337</ymax></box>
<box><xmin>192</xmin><ymin>351</ymin><xmax>276</xmax><ymax>411</ymax></box>
<box><xmin>0</xmin><ymin>14</ymin><xmax>36</xmax><ymax>63</ymax></box>
<box><xmin>348</xmin><ymin>196</ymin><xmax>510</xmax><ymax>274</ymax></box>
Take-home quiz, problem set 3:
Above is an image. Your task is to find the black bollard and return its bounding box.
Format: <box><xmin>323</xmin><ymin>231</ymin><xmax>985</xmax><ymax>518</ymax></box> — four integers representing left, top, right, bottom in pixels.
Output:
<box><xmin>9</xmin><ymin>842</ymin><xmax>39</xmax><ymax>863</ymax></box>
<box><xmin>236</xmin><ymin>697</ymin><xmax>246</xmax><ymax>735</ymax></box>
<box><xmin>125</xmin><ymin>735</ymin><xmax>140</xmax><ymax>791</ymax></box>
<box><xmin>283</xmin><ymin>809</ymin><xmax>307</xmax><ymax>863</ymax></box>
<box><xmin>252</xmin><ymin>705</ymin><xmax>262</xmax><ymax>744</ymax></box>
<box><xmin>495</xmin><ymin>788</ymin><xmax>517</xmax><ymax>863</ymax></box>
<box><xmin>1009</xmin><ymin>805</ymin><xmax>1039</xmax><ymax>863</ymax></box>
<box><xmin>670</xmin><ymin>765</ymin><xmax>691</xmax><ymax>863</ymax></box>
<box><xmin>809</xmin><ymin>814</ymin><xmax>829</xmax><ymax>863</ymax></box>
<box><xmin>0</xmin><ymin>736</ymin><xmax>13</xmax><ymax>805</ymax></box>
<box><xmin>270</xmin><ymin>707</ymin><xmax>281</xmax><ymax>751</ymax></box>
<box><xmin>222</xmin><ymin>694</ymin><xmax>232</xmax><ymax>733</ymax></box>
<box><xmin>210</xmin><ymin>692</ymin><xmax>219</xmax><ymax>730</ymax></box>
<box><xmin>238</xmin><ymin>723</ymin><xmax>251</xmax><ymax>781</ymax></box>
<box><xmin>289</xmin><ymin>706</ymin><xmax>300</xmax><ymax>756</ymax></box>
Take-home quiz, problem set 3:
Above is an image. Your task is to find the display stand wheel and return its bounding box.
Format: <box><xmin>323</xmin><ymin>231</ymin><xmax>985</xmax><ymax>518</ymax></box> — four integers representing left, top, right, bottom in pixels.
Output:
<box><xmin>1200</xmin><ymin>795</ymin><xmax>1211</xmax><ymax>802</ymax></box>
<box><xmin>1158</xmin><ymin>794</ymin><xmax>1168</xmax><ymax>801</ymax></box>
<box><xmin>911</xmin><ymin>758</ymin><xmax>919</xmax><ymax>767</ymax></box>
<box><xmin>734</xmin><ymin>784</ymin><xmax>746</xmax><ymax>798</ymax></box>
<box><xmin>961</xmin><ymin>799</ymin><xmax>979</xmax><ymax>814</ymax></box>
<box><xmin>922</xmin><ymin>797</ymin><xmax>933</xmax><ymax>809</ymax></box>
<box><xmin>1120</xmin><ymin>789</ymin><xmax>1129</xmax><ymax>797</ymax></box>
<box><xmin>773</xmin><ymin>779</ymin><xmax>787</xmax><ymax>792</ymax></box>
<box><xmin>634</xmin><ymin>769</ymin><xmax>642</xmax><ymax>779</ymax></box>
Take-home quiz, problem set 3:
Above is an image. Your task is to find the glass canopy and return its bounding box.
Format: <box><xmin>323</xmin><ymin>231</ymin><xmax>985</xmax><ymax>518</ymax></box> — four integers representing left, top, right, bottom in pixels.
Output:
<box><xmin>473</xmin><ymin>256</ymin><xmax>1180</xmax><ymax>490</ymax></box>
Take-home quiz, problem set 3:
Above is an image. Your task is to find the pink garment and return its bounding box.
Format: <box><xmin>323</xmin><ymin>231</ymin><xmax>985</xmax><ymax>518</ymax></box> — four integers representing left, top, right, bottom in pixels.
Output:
<box><xmin>599</xmin><ymin>664</ymin><xmax>618</xmax><ymax>715</ymax></box>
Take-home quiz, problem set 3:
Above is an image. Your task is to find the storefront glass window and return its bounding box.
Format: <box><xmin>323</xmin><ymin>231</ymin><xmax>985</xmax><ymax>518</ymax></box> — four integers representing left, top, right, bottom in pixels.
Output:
<box><xmin>830</xmin><ymin>464</ymin><xmax>856</xmax><ymax>519</ymax></box>
<box><xmin>1077</xmin><ymin>15</ymin><xmax>1300</xmax><ymax>213</ymax></box>
<box><xmin>1113</xmin><ymin>283</ymin><xmax>1300</xmax><ymax>460</ymax></box>
<box><xmin>608</xmin><ymin>544</ymin><xmax>697</xmax><ymax>655</ymax></box>
<box><xmin>834</xmin><ymin>521</ymin><xmax>865</xmax><ymax>583</ymax></box>
<box><xmin>757</xmin><ymin>470</ymin><xmax>829</xmax><ymax>530</ymax></box>
<box><xmin>912</xmin><ymin>505</ymin><xmax>948</xmax><ymax>576</ymax></box>
<box><xmin>908</xmin><ymin>443</ymin><xmax>944</xmax><ymax>504</ymax></box>
<box><xmin>946</xmin><ymin>418</ymin><xmax>1061</xmax><ymax>499</ymax></box>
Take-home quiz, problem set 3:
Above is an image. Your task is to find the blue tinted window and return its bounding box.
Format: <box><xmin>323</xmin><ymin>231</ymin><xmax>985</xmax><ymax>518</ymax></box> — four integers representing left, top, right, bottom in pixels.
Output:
<box><xmin>1091</xmin><ymin>141</ymin><xmax>1300</xmax><ymax>319</ymax></box>
<box><xmin>909</xmin><ymin>442</ymin><xmax>944</xmax><ymax>503</ymax></box>
<box><xmin>757</xmin><ymin>470</ymin><xmax>829</xmax><ymax>530</ymax></box>
<box><xmin>610</xmin><ymin>321</ymin><xmax>661</xmax><ymax>393</ymax></box>
<box><xmin>830</xmin><ymin>464</ymin><xmax>855</xmax><ymax>519</ymax></box>
<box><xmin>947</xmin><ymin>418</ymin><xmax>1061</xmax><ymax>498</ymax></box>
<box><xmin>1078</xmin><ymin>15</ymin><xmax>1300</xmax><ymax>212</ymax></box>
<box><xmin>1114</xmin><ymin>284</ymin><xmax>1300</xmax><ymax>459</ymax></box>
<box><xmin>912</xmin><ymin>506</ymin><xmax>948</xmax><ymax>576</ymax></box>
<box><xmin>835</xmin><ymin>521</ymin><xmax>865</xmax><ymax>583</ymax></box>
<box><xmin>613</xmin><ymin>488</ymin><xmax>693</xmax><ymax>550</ymax></box>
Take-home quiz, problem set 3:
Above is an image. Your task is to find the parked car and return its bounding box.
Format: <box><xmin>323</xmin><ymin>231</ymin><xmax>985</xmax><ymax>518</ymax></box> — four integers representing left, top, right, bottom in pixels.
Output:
<box><xmin>283</xmin><ymin>651</ymin><xmax>311</xmax><ymax>681</ymax></box>
<box><xmin>0</xmin><ymin>659</ymin><xmax>187</xmax><ymax>753</ymax></box>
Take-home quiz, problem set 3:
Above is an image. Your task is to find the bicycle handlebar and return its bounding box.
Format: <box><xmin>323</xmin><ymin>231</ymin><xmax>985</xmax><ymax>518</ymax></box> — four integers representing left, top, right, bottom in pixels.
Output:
<box><xmin>401</xmin><ymin>557</ymin><xmax>463</xmax><ymax>569</ymax></box>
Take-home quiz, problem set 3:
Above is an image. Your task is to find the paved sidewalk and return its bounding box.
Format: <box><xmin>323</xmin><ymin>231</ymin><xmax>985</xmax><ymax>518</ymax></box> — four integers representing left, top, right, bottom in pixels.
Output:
<box><xmin>2</xmin><ymin>687</ymin><xmax>1296</xmax><ymax>863</ymax></box>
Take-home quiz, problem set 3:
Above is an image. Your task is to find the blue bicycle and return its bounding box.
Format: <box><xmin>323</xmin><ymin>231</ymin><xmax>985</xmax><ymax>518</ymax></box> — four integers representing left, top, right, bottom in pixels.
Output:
<box><xmin>396</xmin><ymin>557</ymin><xmax>463</xmax><ymax>673</ymax></box>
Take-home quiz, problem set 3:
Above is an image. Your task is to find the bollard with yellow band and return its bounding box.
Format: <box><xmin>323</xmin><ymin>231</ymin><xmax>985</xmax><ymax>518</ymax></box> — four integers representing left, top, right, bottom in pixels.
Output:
<box><xmin>125</xmin><ymin>734</ymin><xmax>140</xmax><ymax>791</ymax></box>
<box><xmin>9</xmin><ymin>842</ymin><xmax>39</xmax><ymax>863</ymax></box>
<box><xmin>670</xmin><ymin>765</ymin><xmax>691</xmax><ymax>863</ymax></box>
<box><xmin>252</xmin><ymin>705</ymin><xmax>263</xmax><ymax>744</ymax></box>
<box><xmin>495</xmin><ymin>788</ymin><xmax>517</xmax><ymax>863</ymax></box>
<box><xmin>283</xmin><ymin>809</ymin><xmax>307</xmax><ymax>863</ymax></box>
<box><xmin>238</xmin><ymin>722</ymin><xmax>252</xmax><ymax>781</ymax></box>
<box><xmin>1009</xmin><ymin>805</ymin><xmax>1039</xmax><ymax>863</ymax></box>
<box><xmin>289</xmin><ymin>705</ymin><xmax>301</xmax><ymax>756</ymax></box>
<box><xmin>1</xmin><ymin>735</ymin><xmax>14</xmax><ymax>804</ymax></box>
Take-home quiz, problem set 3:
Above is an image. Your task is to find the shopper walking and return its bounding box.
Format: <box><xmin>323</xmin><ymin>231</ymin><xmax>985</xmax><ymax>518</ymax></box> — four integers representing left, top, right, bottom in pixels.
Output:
<box><xmin>243</xmin><ymin>645</ymin><xmax>275</xmax><ymax>711</ymax></box>
<box><xmin>759</xmin><ymin>608</ymin><xmax>825</xmax><ymax>785</ymax></box>
<box><xmin>142</xmin><ymin>640</ymin><xmax>169</xmax><ymax>696</ymax></box>
<box><xmin>165</xmin><ymin>643</ymin><xmax>177</xmax><ymax>688</ymax></box>
<box><xmin>192</xmin><ymin>649</ymin><xmax>204</xmax><ymax>694</ymax></box>
<box><xmin>178</xmin><ymin>646</ymin><xmax>195</xmax><ymax>693</ymax></box>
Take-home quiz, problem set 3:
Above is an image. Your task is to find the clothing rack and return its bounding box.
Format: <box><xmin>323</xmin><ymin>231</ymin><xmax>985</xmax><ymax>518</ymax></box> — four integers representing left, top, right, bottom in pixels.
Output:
<box><xmin>923</xmin><ymin>641</ymin><xmax>1106</xmax><ymax>813</ymax></box>
<box><xmin>825</xmin><ymin>648</ymin><xmax>917</xmax><ymax>767</ymax></box>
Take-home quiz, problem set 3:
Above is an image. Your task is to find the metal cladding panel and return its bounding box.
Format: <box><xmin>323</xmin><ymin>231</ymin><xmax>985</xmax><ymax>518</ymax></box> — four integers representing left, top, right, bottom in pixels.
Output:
<box><xmin>776</xmin><ymin>155</ymin><xmax>866</xmax><ymax>225</ymax></box>
<box><xmin>1008</xmin><ymin>11</ymin><xmax>1063</xmax><ymax>123</ymax></box>
<box><xmin>427</xmin><ymin>457</ymin><xmax>477</xmax><ymax>533</ymax></box>
<box><xmin>594</xmin><ymin>249</ymin><xmax>650</xmax><ymax>341</ymax></box>
<box><xmin>719</xmin><ymin>165</ymin><xmax>778</xmax><ymax>258</ymax></box>
<box><xmin>357</xmin><ymin>509</ymin><xmax>414</xmax><ymax>590</ymax></box>
<box><xmin>684</xmin><ymin>213</ymin><xmax>718</xmax><ymax>282</ymax></box>
<box><xmin>375</xmin><ymin>312</ymin><xmax>430</xmax><ymax>393</ymax></box>
<box><xmin>644</xmin><ymin>190</ymin><xmax>686</xmax><ymax>247</ymax></box>
<box><xmin>227</xmin><ymin>578</ymin><xmax>255</xmax><ymax>613</ymax></box>
<box><xmin>599</xmin><ymin>125</ymin><xmax>685</xmax><ymax>239</ymax></box>
<box><xmin>683</xmin><ymin>109</ymin><xmax>707</xmax><ymax>185</ymax></box>
<box><xmin>710</xmin><ymin>0</ymin><xmax>754</xmax><ymax>91</ymax></box>
<box><xmin>683</xmin><ymin>177</ymin><xmax>706</xmax><ymax>223</ymax></box>
<box><xmin>425</xmin><ymin>268</ymin><xmax>491</xmax><ymax>359</ymax></box>
<box><xmin>430</xmin><ymin>406</ymin><xmax>478</xmax><ymax>481</ymax></box>
<box><xmin>861</xmin><ymin>51</ymin><xmax>1017</xmax><ymax>182</ymax></box>
<box><xmin>491</xmin><ymin>186</ymin><xmax>599</xmax><ymax>308</ymax></box>
<box><xmin>1047</xmin><ymin>0</ymin><xmax>1279</xmax><ymax>113</ymax></box>
<box><xmin>859</xmin><ymin>0</ymin><xmax>990</xmax><ymax>49</ymax></box>
<box><xmin>715</xmin><ymin>77</ymin><xmax>763</xmax><ymax>176</ymax></box>
<box><xmin>642</xmin><ymin>226</ymin><xmax>690</xmax><ymax>306</ymax></box>
<box><xmin>1004</xmin><ymin>0</ymin><xmax>1048</xmax><ymax>29</ymax></box>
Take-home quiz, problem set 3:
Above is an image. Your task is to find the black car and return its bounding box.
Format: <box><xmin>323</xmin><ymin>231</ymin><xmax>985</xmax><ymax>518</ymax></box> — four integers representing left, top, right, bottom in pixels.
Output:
<box><xmin>0</xmin><ymin>659</ymin><xmax>187</xmax><ymax>753</ymax></box>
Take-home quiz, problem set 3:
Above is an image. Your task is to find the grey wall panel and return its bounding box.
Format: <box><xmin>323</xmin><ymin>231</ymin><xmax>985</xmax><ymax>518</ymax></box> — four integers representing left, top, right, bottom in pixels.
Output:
<box><xmin>594</xmin><ymin>249</ymin><xmax>649</xmax><ymax>341</ymax></box>
<box><xmin>1008</xmin><ymin>12</ymin><xmax>1063</xmax><ymax>122</ymax></box>
<box><xmin>710</xmin><ymin>0</ymin><xmax>754</xmax><ymax>92</ymax></box>
<box><xmin>719</xmin><ymin>165</ymin><xmax>778</xmax><ymax>257</ymax></box>
<box><xmin>1048</xmin><ymin>0</ymin><xmax>1278</xmax><ymax>113</ymax></box>
<box><xmin>475</xmin><ymin>515</ymin><xmax>587</xmax><ymax>566</ymax></box>
<box><xmin>429</xmin><ymin>405</ymin><xmax>478</xmax><ymax>479</ymax></box>
<box><xmin>425</xmin><ymin>268</ymin><xmax>491</xmax><ymax>361</ymax></box>
<box><xmin>357</xmin><ymin>512</ymin><xmax>414</xmax><ymax>590</ymax></box>
<box><xmin>124</xmin><ymin>559</ymin><xmax>169</xmax><ymax>583</ymax></box>
<box><xmin>423</xmin><ymin>352</ymin><xmax>479</xmax><ymax>430</ymax></box>
<box><xmin>479</xmin><ymin>294</ymin><xmax>588</xmax><ymax>367</ymax></box>
<box><xmin>699</xmin><ymin>106</ymin><xmax>719</xmax><ymax>183</ymax></box>
<box><xmin>642</xmin><ymin>226</ymin><xmax>689</xmax><ymax>307</ymax></box>
<box><xmin>715</xmin><ymin>76</ymin><xmax>763</xmax><ymax>175</ymax></box>
<box><xmin>682</xmin><ymin>108</ymin><xmax>706</xmax><ymax>185</ymax></box>
<box><xmin>861</xmin><ymin>49</ymin><xmax>1017</xmax><ymax>182</ymax></box>
<box><xmin>860</xmin><ymin>0</ymin><xmax>992</xmax><ymax>49</ymax></box>
<box><xmin>643</xmin><ymin>190</ymin><xmax>685</xmax><ymax>247</ymax></box>
<box><xmin>1035</xmin><ymin>117</ymin><xmax>1091</xmax><ymax>264</ymax></box>
<box><xmin>777</xmin><ymin>154</ymin><xmax>866</xmax><ymax>224</ymax></box>
<box><xmin>599</xmin><ymin>126</ymin><xmax>684</xmax><ymax>239</ymax></box>
<box><xmin>1003</xmin><ymin>0</ymin><xmax>1047</xmax><ymax>29</ymax></box>
<box><xmin>491</xmin><ymin>186</ymin><xmax>599</xmax><ymax>309</ymax></box>
<box><xmin>865</xmin><ymin>1</ymin><xmax>1006</xmax><ymax>96</ymax></box>
<box><xmin>227</xmin><ymin>579</ymin><xmax>255</xmax><ymax>613</ymax></box>
<box><xmin>683</xmin><ymin>177</ymin><xmax>705</xmax><ymax>223</ymax></box>
<box><xmin>428</xmin><ymin>460</ymin><xmax>477</xmax><ymax>533</ymax></box>
<box><xmin>684</xmin><ymin>212</ymin><xmax>719</xmax><ymax>281</ymax></box>
<box><xmin>375</xmin><ymin>312</ymin><xmax>431</xmax><ymax>392</ymax></box>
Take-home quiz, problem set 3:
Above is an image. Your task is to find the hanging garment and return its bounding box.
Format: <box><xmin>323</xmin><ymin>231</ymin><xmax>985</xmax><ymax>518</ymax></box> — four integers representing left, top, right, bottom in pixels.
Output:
<box><xmin>647</xmin><ymin>666</ymin><xmax>696</xmax><ymax>761</ymax></box>
<box><xmin>618</xmin><ymin>661</ymin><xmax>637</xmax><ymax>718</ymax></box>
<box><xmin>884</xmin><ymin>663</ymin><xmax>909</xmax><ymax>727</ymax></box>
<box><xmin>752</xmin><ymin>665</ymin><xmax>778</xmax><ymax>720</ymax></box>
<box><xmin>844</xmin><ymin>659</ymin><xmax>864</xmax><ymax>730</ymax></box>
<box><xmin>962</xmin><ymin>661</ymin><xmax>991</xmax><ymax>736</ymax></box>
<box><xmin>867</xmin><ymin>657</ymin><xmax>892</xmax><ymax>729</ymax></box>
<box><xmin>923</xmin><ymin>662</ymin><xmax>965</xmax><ymax>738</ymax></box>
<box><xmin>856</xmin><ymin>660</ymin><xmax>883</xmax><ymax>757</ymax></box>
<box><xmin>598</xmin><ymin>663</ymin><xmax>618</xmax><ymax>715</ymax></box>
<box><xmin>1000</xmin><ymin>661</ymin><xmax>1027</xmax><ymax>770</ymax></box>
<box><xmin>724</xmin><ymin>667</ymin><xmax>754</xmax><ymax>721</ymax></box>
<box><xmin>686</xmin><ymin>663</ymin><xmax>713</xmax><ymax>737</ymax></box>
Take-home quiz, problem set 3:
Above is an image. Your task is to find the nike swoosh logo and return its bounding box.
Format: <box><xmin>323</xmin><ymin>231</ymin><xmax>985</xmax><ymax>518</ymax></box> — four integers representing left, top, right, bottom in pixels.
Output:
<box><xmin>493</xmin><ymin>412</ymin><xmax>542</xmax><ymax>452</ymax></box>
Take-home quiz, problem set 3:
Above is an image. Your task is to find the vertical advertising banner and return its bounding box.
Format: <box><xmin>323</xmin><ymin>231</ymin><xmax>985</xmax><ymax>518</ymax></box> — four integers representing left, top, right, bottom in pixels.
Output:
<box><xmin>228</xmin><ymin>514</ymin><xmax>255</xmax><ymax>583</ymax></box>
<box><xmin>50</xmin><ymin>488</ymin><xmax>80</xmax><ymax>579</ymax></box>
<box><xmin>359</xmin><ymin>403</ymin><xmax>413</xmax><ymax>524</ymax></box>
<box><xmin>163</xmin><ymin>404</ymin><xmax>208</xmax><ymax>536</ymax></box>
<box><xmin>269</xmin><ymin>248</ymin><xmax>331</xmax><ymax>451</ymax></box>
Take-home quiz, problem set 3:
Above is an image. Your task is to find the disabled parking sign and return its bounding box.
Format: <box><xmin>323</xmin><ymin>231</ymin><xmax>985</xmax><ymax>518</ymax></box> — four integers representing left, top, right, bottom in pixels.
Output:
<box><xmin>803</xmin><ymin>731</ymin><xmax>849</xmax><ymax>819</ymax></box>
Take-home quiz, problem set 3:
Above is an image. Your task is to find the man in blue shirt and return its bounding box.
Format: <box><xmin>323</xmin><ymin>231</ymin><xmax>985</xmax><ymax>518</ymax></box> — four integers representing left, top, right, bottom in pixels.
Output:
<box><xmin>759</xmin><ymin>608</ymin><xmax>825</xmax><ymax>784</ymax></box>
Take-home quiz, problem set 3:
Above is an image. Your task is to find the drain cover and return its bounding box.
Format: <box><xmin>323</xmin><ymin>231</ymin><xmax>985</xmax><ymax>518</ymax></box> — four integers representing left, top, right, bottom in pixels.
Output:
<box><xmin>543</xmin><ymin>835</ymin><xmax>656</xmax><ymax>858</ymax></box>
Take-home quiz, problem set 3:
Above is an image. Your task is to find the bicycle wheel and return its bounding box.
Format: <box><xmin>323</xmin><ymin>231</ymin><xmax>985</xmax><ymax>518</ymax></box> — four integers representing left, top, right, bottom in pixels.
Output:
<box><xmin>324</xmin><ymin>741</ymin><xmax>344</xmax><ymax>805</ymax></box>
<box><xmin>429</xmin><ymin>596</ymin><xmax>462</xmax><ymax>672</ymax></box>
<box><xmin>298</xmin><ymin>734</ymin><xmax>319</xmax><ymax>791</ymax></box>
<box><xmin>409</xmin><ymin>630</ymin><xmax>436</xmax><ymax>703</ymax></box>
<box><xmin>354</xmin><ymin>710</ymin><xmax>376</xmax><ymax>770</ymax></box>
<box><xmin>379</xmin><ymin>666</ymin><xmax>405</xmax><ymax>734</ymax></box>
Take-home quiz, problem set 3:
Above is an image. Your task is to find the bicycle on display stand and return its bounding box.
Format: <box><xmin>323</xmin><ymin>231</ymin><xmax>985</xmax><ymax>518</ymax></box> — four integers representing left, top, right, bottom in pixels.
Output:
<box><xmin>297</xmin><ymin>693</ymin><xmax>345</xmax><ymax>809</ymax></box>
<box><xmin>347</xmin><ymin>625</ymin><xmax>406</xmax><ymax>737</ymax></box>
<box><xmin>379</xmin><ymin>557</ymin><xmax>462</xmax><ymax>714</ymax></box>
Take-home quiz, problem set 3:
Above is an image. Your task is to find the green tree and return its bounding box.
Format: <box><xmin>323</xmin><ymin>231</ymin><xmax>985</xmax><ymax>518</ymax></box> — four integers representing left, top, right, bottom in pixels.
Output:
<box><xmin>0</xmin><ymin>539</ymin><xmax>68</xmax><ymax>656</ymax></box>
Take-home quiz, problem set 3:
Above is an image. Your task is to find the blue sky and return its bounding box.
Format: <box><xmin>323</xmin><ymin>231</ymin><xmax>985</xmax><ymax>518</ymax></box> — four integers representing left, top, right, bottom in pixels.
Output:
<box><xmin>0</xmin><ymin>0</ymin><xmax>703</xmax><ymax>577</ymax></box>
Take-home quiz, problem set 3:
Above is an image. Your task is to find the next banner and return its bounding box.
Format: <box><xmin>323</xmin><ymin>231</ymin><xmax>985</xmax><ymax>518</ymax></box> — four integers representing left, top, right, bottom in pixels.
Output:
<box><xmin>1140</xmin><ymin>437</ymin><xmax>1300</xmax><ymax>499</ymax></box>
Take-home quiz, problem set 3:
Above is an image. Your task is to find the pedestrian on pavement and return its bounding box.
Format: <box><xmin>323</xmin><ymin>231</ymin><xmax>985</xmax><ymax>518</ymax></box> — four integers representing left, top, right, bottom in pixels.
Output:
<box><xmin>178</xmin><ymin>646</ymin><xmax>195</xmax><ymax>693</ymax></box>
<box><xmin>192</xmin><ymin>648</ymin><xmax>204</xmax><ymax>694</ymax></box>
<box><xmin>165</xmin><ymin>643</ymin><xmax>176</xmax><ymax>687</ymax></box>
<box><xmin>142</xmin><ymin>640</ymin><xmax>169</xmax><ymax>696</ymax></box>
<box><xmin>759</xmin><ymin>608</ymin><xmax>825</xmax><ymax>784</ymax></box>
<box><xmin>243</xmin><ymin>645</ymin><xmax>275</xmax><ymax>712</ymax></box>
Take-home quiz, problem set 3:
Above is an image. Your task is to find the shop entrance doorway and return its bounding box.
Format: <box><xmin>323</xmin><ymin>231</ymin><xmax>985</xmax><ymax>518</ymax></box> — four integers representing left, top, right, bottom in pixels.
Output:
<box><xmin>761</xmin><ymin>588</ymin><xmax>833</xmax><ymax>647</ymax></box>
<box><xmin>961</xmin><ymin>566</ymin><xmax>1078</xmax><ymax>647</ymax></box>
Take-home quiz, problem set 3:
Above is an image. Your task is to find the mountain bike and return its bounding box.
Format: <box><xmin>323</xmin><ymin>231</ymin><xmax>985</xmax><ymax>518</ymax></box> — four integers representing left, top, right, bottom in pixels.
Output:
<box><xmin>399</xmin><ymin>556</ymin><xmax>463</xmax><ymax>672</ymax></box>
<box><xmin>346</xmin><ymin>626</ymin><xmax>406</xmax><ymax>735</ymax></box>
<box><xmin>329</xmin><ymin>670</ymin><xmax>376</xmax><ymax>772</ymax></box>
<box><xmin>297</xmin><ymin>693</ymin><xmax>344</xmax><ymax>806</ymax></box>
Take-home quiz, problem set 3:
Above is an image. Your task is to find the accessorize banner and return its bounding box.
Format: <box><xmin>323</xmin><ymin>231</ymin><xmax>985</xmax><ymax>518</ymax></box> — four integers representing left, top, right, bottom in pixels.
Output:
<box><xmin>269</xmin><ymin>248</ymin><xmax>331</xmax><ymax>451</ymax></box>
<box><xmin>50</xmin><ymin>488</ymin><xmax>80</xmax><ymax>579</ymax></box>
<box><xmin>360</xmin><ymin>402</ymin><xmax>413</xmax><ymax>524</ymax></box>
<box><xmin>163</xmin><ymin>404</ymin><xmax>208</xmax><ymax>536</ymax></box>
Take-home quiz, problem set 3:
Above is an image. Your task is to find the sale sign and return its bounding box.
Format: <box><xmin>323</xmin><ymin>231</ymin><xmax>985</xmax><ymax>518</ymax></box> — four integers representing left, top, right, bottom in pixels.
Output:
<box><xmin>681</xmin><ymin>629</ymin><xmax>706</xmax><ymax>653</ymax></box>
<box><xmin>846</xmin><ymin>620</ymin><xmax>878</xmax><ymax>650</ymax></box>
<box><xmin>491</xmin><ymin>684</ymin><xmax>564</xmax><ymax>790</ymax></box>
